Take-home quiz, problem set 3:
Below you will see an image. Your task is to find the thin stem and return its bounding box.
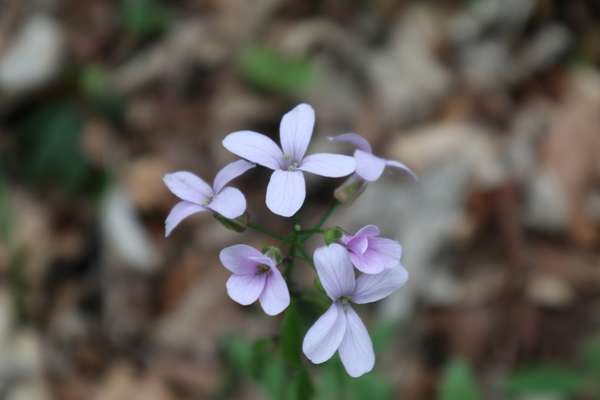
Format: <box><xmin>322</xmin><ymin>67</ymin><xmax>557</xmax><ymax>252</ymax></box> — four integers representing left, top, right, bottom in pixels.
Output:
<box><xmin>247</xmin><ymin>222</ymin><xmax>283</xmax><ymax>240</ymax></box>
<box><xmin>297</xmin><ymin>228</ymin><xmax>324</xmax><ymax>235</ymax></box>
<box><xmin>295</xmin><ymin>245</ymin><xmax>314</xmax><ymax>268</ymax></box>
<box><xmin>316</xmin><ymin>201</ymin><xmax>340</xmax><ymax>229</ymax></box>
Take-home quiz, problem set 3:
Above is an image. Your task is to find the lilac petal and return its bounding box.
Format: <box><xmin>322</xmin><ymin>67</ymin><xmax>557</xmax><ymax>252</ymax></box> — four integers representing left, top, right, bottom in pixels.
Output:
<box><xmin>280</xmin><ymin>103</ymin><xmax>315</xmax><ymax>161</ymax></box>
<box><xmin>349</xmin><ymin>252</ymin><xmax>385</xmax><ymax>275</ymax></box>
<box><xmin>338</xmin><ymin>306</ymin><xmax>375</xmax><ymax>378</ymax></box>
<box><xmin>299</xmin><ymin>153</ymin><xmax>356</xmax><ymax>178</ymax></box>
<box><xmin>207</xmin><ymin>187</ymin><xmax>246</xmax><ymax>219</ymax></box>
<box><xmin>345</xmin><ymin>225</ymin><xmax>380</xmax><ymax>254</ymax></box>
<box><xmin>163</xmin><ymin>171</ymin><xmax>213</xmax><ymax>203</ymax></box>
<box><xmin>219</xmin><ymin>244</ymin><xmax>266</xmax><ymax>274</ymax></box>
<box><xmin>367</xmin><ymin>237</ymin><xmax>402</xmax><ymax>269</ymax></box>
<box><xmin>226</xmin><ymin>273</ymin><xmax>266</xmax><ymax>305</ymax></box>
<box><xmin>259</xmin><ymin>268</ymin><xmax>290</xmax><ymax>315</ymax></box>
<box><xmin>266</xmin><ymin>170</ymin><xmax>305</xmax><ymax>217</ymax></box>
<box><xmin>213</xmin><ymin>160</ymin><xmax>255</xmax><ymax>193</ymax></box>
<box><xmin>347</xmin><ymin>236</ymin><xmax>368</xmax><ymax>255</ymax></box>
<box><xmin>385</xmin><ymin>160</ymin><xmax>418</xmax><ymax>181</ymax></box>
<box><xmin>302</xmin><ymin>302</ymin><xmax>347</xmax><ymax>364</ymax></box>
<box><xmin>329</xmin><ymin>133</ymin><xmax>372</xmax><ymax>153</ymax></box>
<box><xmin>223</xmin><ymin>131</ymin><xmax>284</xmax><ymax>170</ymax></box>
<box><xmin>165</xmin><ymin>201</ymin><xmax>207</xmax><ymax>237</ymax></box>
<box><xmin>352</xmin><ymin>266</ymin><xmax>409</xmax><ymax>304</ymax></box>
<box><xmin>314</xmin><ymin>244</ymin><xmax>355</xmax><ymax>300</ymax></box>
<box><xmin>354</xmin><ymin>150</ymin><xmax>386</xmax><ymax>182</ymax></box>
<box><xmin>353</xmin><ymin>225</ymin><xmax>380</xmax><ymax>238</ymax></box>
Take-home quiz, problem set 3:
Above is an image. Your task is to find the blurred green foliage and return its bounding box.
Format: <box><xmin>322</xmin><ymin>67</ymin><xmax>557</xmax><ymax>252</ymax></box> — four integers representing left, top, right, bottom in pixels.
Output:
<box><xmin>238</xmin><ymin>46</ymin><xmax>315</xmax><ymax>95</ymax></box>
<box><xmin>438</xmin><ymin>358</ymin><xmax>481</xmax><ymax>400</ymax></box>
<box><xmin>121</xmin><ymin>0</ymin><xmax>172</xmax><ymax>38</ymax></box>
<box><xmin>503</xmin><ymin>336</ymin><xmax>600</xmax><ymax>398</ymax></box>
<box><xmin>220</xmin><ymin>301</ymin><xmax>397</xmax><ymax>400</ymax></box>
<box><xmin>16</xmin><ymin>102</ymin><xmax>109</xmax><ymax>197</ymax></box>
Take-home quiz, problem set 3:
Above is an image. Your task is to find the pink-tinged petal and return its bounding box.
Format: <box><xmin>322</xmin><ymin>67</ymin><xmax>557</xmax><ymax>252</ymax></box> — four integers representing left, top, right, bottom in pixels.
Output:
<box><xmin>354</xmin><ymin>150</ymin><xmax>386</xmax><ymax>182</ymax></box>
<box><xmin>314</xmin><ymin>244</ymin><xmax>355</xmax><ymax>300</ymax></box>
<box><xmin>299</xmin><ymin>153</ymin><xmax>356</xmax><ymax>178</ymax></box>
<box><xmin>367</xmin><ymin>237</ymin><xmax>402</xmax><ymax>269</ymax></box>
<box><xmin>353</xmin><ymin>225</ymin><xmax>381</xmax><ymax>238</ymax></box>
<box><xmin>347</xmin><ymin>236</ymin><xmax>368</xmax><ymax>255</ymax></box>
<box><xmin>163</xmin><ymin>171</ymin><xmax>213</xmax><ymax>203</ymax></box>
<box><xmin>338</xmin><ymin>306</ymin><xmax>375</xmax><ymax>378</ymax></box>
<box><xmin>223</xmin><ymin>131</ymin><xmax>284</xmax><ymax>170</ymax></box>
<box><xmin>329</xmin><ymin>133</ymin><xmax>372</xmax><ymax>153</ymax></box>
<box><xmin>385</xmin><ymin>160</ymin><xmax>418</xmax><ymax>181</ymax></box>
<box><xmin>348</xmin><ymin>252</ymin><xmax>385</xmax><ymax>275</ymax></box>
<box><xmin>219</xmin><ymin>244</ymin><xmax>264</xmax><ymax>274</ymax></box>
<box><xmin>226</xmin><ymin>273</ymin><xmax>266</xmax><ymax>305</ymax></box>
<box><xmin>213</xmin><ymin>160</ymin><xmax>255</xmax><ymax>193</ymax></box>
<box><xmin>302</xmin><ymin>302</ymin><xmax>347</xmax><ymax>364</ymax></box>
<box><xmin>352</xmin><ymin>266</ymin><xmax>408</xmax><ymax>304</ymax></box>
<box><xmin>345</xmin><ymin>225</ymin><xmax>380</xmax><ymax>254</ymax></box>
<box><xmin>280</xmin><ymin>103</ymin><xmax>315</xmax><ymax>161</ymax></box>
<box><xmin>266</xmin><ymin>170</ymin><xmax>305</xmax><ymax>217</ymax></box>
<box><xmin>165</xmin><ymin>201</ymin><xmax>207</xmax><ymax>237</ymax></box>
<box><xmin>207</xmin><ymin>187</ymin><xmax>246</xmax><ymax>219</ymax></box>
<box><xmin>259</xmin><ymin>268</ymin><xmax>290</xmax><ymax>315</ymax></box>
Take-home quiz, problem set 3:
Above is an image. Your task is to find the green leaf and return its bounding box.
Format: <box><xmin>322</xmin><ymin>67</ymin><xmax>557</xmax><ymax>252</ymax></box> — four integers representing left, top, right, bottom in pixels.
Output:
<box><xmin>438</xmin><ymin>358</ymin><xmax>481</xmax><ymax>400</ymax></box>
<box><xmin>347</xmin><ymin>373</ymin><xmax>392</xmax><ymax>400</ymax></box>
<box><xmin>580</xmin><ymin>336</ymin><xmax>600</xmax><ymax>376</ymax></box>
<box><xmin>221</xmin><ymin>336</ymin><xmax>255</xmax><ymax>376</ymax></box>
<box><xmin>238</xmin><ymin>46</ymin><xmax>315</xmax><ymax>95</ymax></box>
<box><xmin>280</xmin><ymin>302</ymin><xmax>305</xmax><ymax>367</ymax></box>
<box><xmin>287</xmin><ymin>367</ymin><xmax>315</xmax><ymax>400</ymax></box>
<box><xmin>504</xmin><ymin>365</ymin><xmax>585</xmax><ymax>397</ymax></box>
<box><xmin>122</xmin><ymin>0</ymin><xmax>171</xmax><ymax>38</ymax></box>
<box><xmin>371</xmin><ymin>320</ymin><xmax>399</xmax><ymax>354</ymax></box>
<box><xmin>19</xmin><ymin>103</ymin><xmax>87</xmax><ymax>190</ymax></box>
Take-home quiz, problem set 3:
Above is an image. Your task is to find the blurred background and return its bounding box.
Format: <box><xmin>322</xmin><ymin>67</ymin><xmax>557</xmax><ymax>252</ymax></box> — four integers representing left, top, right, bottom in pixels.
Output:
<box><xmin>1</xmin><ymin>0</ymin><xmax>600</xmax><ymax>399</ymax></box>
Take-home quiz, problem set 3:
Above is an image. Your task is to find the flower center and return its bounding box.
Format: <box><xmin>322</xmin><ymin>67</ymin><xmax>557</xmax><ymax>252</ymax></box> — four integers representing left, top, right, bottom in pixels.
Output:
<box><xmin>257</xmin><ymin>264</ymin><xmax>271</xmax><ymax>274</ymax></box>
<box><xmin>284</xmin><ymin>154</ymin><xmax>299</xmax><ymax>171</ymax></box>
<box><xmin>340</xmin><ymin>296</ymin><xmax>351</xmax><ymax>305</ymax></box>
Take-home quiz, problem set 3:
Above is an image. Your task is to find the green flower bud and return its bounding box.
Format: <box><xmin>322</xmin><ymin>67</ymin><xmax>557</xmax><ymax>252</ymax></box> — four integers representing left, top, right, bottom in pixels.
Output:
<box><xmin>263</xmin><ymin>245</ymin><xmax>283</xmax><ymax>265</ymax></box>
<box><xmin>334</xmin><ymin>175</ymin><xmax>367</xmax><ymax>204</ymax></box>
<box><xmin>323</xmin><ymin>226</ymin><xmax>343</xmax><ymax>245</ymax></box>
<box><xmin>213</xmin><ymin>212</ymin><xmax>248</xmax><ymax>232</ymax></box>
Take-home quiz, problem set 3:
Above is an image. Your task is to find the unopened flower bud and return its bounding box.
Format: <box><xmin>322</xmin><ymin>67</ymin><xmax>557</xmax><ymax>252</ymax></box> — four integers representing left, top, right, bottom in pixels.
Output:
<box><xmin>323</xmin><ymin>227</ymin><xmax>343</xmax><ymax>245</ymax></box>
<box><xmin>213</xmin><ymin>212</ymin><xmax>248</xmax><ymax>233</ymax></box>
<box><xmin>263</xmin><ymin>245</ymin><xmax>283</xmax><ymax>265</ymax></box>
<box><xmin>334</xmin><ymin>175</ymin><xmax>367</xmax><ymax>204</ymax></box>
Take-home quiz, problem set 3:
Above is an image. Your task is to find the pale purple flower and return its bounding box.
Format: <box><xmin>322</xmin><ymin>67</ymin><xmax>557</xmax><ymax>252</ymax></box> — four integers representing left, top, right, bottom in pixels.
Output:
<box><xmin>163</xmin><ymin>160</ymin><xmax>255</xmax><ymax>236</ymax></box>
<box><xmin>330</xmin><ymin>133</ymin><xmax>417</xmax><ymax>182</ymax></box>
<box><xmin>302</xmin><ymin>244</ymin><xmax>408</xmax><ymax>377</ymax></box>
<box><xmin>219</xmin><ymin>244</ymin><xmax>290</xmax><ymax>316</ymax></box>
<box><xmin>222</xmin><ymin>103</ymin><xmax>356</xmax><ymax>217</ymax></box>
<box><xmin>340</xmin><ymin>225</ymin><xmax>402</xmax><ymax>274</ymax></box>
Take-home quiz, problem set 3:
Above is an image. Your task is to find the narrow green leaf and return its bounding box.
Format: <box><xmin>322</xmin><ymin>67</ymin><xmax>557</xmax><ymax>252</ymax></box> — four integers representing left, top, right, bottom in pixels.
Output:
<box><xmin>281</xmin><ymin>302</ymin><xmax>304</xmax><ymax>367</ymax></box>
<box><xmin>438</xmin><ymin>358</ymin><xmax>481</xmax><ymax>400</ymax></box>
<box><xmin>504</xmin><ymin>365</ymin><xmax>585</xmax><ymax>397</ymax></box>
<box><xmin>238</xmin><ymin>46</ymin><xmax>315</xmax><ymax>95</ymax></box>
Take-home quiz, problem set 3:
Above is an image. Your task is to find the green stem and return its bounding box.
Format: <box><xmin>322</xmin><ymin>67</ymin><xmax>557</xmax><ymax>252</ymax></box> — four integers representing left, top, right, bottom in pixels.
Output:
<box><xmin>295</xmin><ymin>245</ymin><xmax>314</xmax><ymax>268</ymax></box>
<box><xmin>247</xmin><ymin>222</ymin><xmax>283</xmax><ymax>240</ymax></box>
<box><xmin>317</xmin><ymin>201</ymin><xmax>340</xmax><ymax>229</ymax></box>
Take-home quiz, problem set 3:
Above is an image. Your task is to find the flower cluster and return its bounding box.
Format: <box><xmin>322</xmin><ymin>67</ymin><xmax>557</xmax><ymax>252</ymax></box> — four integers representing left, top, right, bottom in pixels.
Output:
<box><xmin>163</xmin><ymin>103</ymin><xmax>415</xmax><ymax>377</ymax></box>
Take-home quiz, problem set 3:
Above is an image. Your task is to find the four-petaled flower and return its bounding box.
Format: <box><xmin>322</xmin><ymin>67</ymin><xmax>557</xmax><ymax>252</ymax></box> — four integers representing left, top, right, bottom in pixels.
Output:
<box><xmin>223</xmin><ymin>103</ymin><xmax>356</xmax><ymax>217</ymax></box>
<box><xmin>330</xmin><ymin>133</ymin><xmax>417</xmax><ymax>182</ymax></box>
<box><xmin>302</xmin><ymin>244</ymin><xmax>408</xmax><ymax>377</ymax></box>
<box><xmin>163</xmin><ymin>159</ymin><xmax>255</xmax><ymax>236</ymax></box>
<box><xmin>341</xmin><ymin>225</ymin><xmax>402</xmax><ymax>274</ymax></box>
<box><xmin>219</xmin><ymin>244</ymin><xmax>290</xmax><ymax>316</ymax></box>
